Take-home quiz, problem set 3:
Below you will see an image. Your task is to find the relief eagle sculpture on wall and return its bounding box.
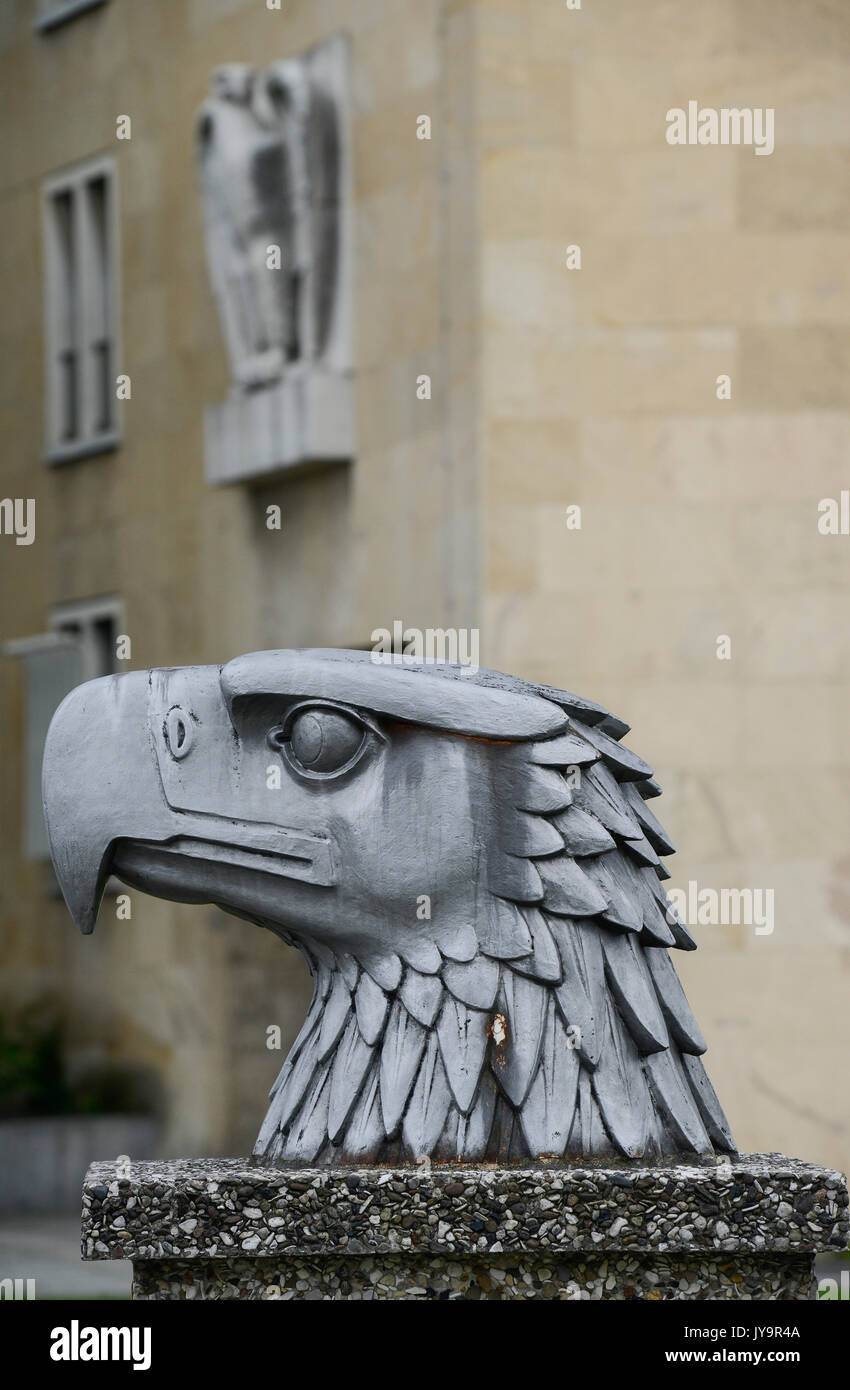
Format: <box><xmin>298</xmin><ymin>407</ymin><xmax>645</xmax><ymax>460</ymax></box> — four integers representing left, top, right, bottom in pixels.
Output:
<box><xmin>195</xmin><ymin>58</ymin><xmax>340</xmax><ymax>389</ymax></box>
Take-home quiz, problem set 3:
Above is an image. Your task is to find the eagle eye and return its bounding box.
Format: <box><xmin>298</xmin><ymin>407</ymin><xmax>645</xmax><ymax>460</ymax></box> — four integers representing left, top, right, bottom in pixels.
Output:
<box><xmin>269</xmin><ymin>703</ymin><xmax>370</xmax><ymax>779</ymax></box>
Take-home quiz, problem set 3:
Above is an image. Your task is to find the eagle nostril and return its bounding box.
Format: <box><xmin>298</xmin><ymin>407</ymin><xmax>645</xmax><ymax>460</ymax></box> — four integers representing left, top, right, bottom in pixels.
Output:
<box><xmin>164</xmin><ymin>707</ymin><xmax>194</xmax><ymax>761</ymax></box>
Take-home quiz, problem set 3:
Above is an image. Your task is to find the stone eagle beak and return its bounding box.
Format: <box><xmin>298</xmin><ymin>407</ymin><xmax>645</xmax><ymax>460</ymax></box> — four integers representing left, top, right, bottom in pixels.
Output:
<box><xmin>42</xmin><ymin>667</ymin><xmax>340</xmax><ymax>938</ymax></box>
<box><xmin>42</xmin><ymin>672</ymin><xmax>164</xmax><ymax>935</ymax></box>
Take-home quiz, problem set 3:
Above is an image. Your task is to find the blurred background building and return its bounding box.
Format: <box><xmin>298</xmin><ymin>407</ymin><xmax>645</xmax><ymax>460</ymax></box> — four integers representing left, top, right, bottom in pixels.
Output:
<box><xmin>1</xmin><ymin>0</ymin><xmax>849</xmax><ymax>1208</ymax></box>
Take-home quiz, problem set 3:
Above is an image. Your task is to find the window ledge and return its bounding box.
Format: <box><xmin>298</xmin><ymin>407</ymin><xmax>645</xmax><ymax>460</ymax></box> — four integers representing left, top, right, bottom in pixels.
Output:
<box><xmin>45</xmin><ymin>433</ymin><xmax>120</xmax><ymax>467</ymax></box>
<box><xmin>34</xmin><ymin>0</ymin><xmax>107</xmax><ymax>33</ymax></box>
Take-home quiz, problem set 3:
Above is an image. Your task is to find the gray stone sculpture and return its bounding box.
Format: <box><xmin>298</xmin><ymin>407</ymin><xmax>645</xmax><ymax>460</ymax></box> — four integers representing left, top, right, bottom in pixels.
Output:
<box><xmin>195</xmin><ymin>37</ymin><xmax>353</xmax><ymax>485</ymax></box>
<box><xmin>196</xmin><ymin>60</ymin><xmax>339</xmax><ymax>386</ymax></box>
<box><xmin>43</xmin><ymin>649</ymin><xmax>736</xmax><ymax>1167</ymax></box>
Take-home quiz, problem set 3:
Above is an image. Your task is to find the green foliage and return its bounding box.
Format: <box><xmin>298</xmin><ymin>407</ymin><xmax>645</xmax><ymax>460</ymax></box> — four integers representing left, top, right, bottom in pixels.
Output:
<box><xmin>0</xmin><ymin>1009</ymin><xmax>73</xmax><ymax>1117</ymax></box>
<box><xmin>0</xmin><ymin>1007</ymin><xmax>146</xmax><ymax>1118</ymax></box>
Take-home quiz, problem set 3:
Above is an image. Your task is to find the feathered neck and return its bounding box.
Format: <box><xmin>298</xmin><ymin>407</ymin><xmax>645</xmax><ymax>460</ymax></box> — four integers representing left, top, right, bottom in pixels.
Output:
<box><xmin>253</xmin><ymin>714</ymin><xmax>735</xmax><ymax>1167</ymax></box>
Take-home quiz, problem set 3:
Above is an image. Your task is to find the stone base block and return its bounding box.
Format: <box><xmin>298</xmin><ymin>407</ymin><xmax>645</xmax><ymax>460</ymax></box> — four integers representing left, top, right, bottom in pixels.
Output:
<box><xmin>131</xmin><ymin>1251</ymin><xmax>815</xmax><ymax>1301</ymax></box>
<box><xmin>82</xmin><ymin>1154</ymin><xmax>848</xmax><ymax>1302</ymax></box>
<box><xmin>204</xmin><ymin>367</ymin><xmax>353</xmax><ymax>486</ymax></box>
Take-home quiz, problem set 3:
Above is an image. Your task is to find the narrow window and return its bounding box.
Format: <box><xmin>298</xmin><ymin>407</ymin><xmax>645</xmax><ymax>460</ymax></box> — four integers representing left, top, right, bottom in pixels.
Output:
<box><xmin>43</xmin><ymin>159</ymin><xmax>119</xmax><ymax>462</ymax></box>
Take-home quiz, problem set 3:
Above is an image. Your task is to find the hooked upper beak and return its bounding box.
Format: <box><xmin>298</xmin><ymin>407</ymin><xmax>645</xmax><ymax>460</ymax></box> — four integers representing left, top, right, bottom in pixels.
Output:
<box><xmin>42</xmin><ymin>672</ymin><xmax>166</xmax><ymax>934</ymax></box>
<box><xmin>42</xmin><ymin>670</ymin><xmax>338</xmax><ymax>935</ymax></box>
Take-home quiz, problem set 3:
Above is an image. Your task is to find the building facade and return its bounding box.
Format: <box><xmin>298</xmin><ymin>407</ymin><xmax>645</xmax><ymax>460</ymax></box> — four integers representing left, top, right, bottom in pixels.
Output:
<box><xmin>1</xmin><ymin>0</ymin><xmax>849</xmax><ymax>1168</ymax></box>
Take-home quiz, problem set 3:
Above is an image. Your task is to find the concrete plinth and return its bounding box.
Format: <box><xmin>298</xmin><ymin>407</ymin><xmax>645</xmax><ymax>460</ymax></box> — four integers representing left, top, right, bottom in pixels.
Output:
<box><xmin>81</xmin><ymin>1155</ymin><xmax>848</xmax><ymax>1301</ymax></box>
<box><xmin>204</xmin><ymin>369</ymin><xmax>353</xmax><ymax>486</ymax></box>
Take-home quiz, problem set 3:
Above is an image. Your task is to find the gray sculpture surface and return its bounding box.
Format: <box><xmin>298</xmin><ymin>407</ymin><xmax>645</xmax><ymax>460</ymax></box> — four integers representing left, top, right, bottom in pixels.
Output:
<box><xmin>43</xmin><ymin>650</ymin><xmax>736</xmax><ymax>1167</ymax></box>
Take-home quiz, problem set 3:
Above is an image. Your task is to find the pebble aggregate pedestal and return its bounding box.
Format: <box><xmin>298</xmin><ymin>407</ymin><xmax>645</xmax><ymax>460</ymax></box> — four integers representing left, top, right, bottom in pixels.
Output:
<box><xmin>81</xmin><ymin>1154</ymin><xmax>848</xmax><ymax>1301</ymax></box>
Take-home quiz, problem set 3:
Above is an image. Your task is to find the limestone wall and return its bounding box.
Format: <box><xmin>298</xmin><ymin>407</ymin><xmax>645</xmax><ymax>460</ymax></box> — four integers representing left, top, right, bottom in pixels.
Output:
<box><xmin>478</xmin><ymin>1</ymin><xmax>850</xmax><ymax>1172</ymax></box>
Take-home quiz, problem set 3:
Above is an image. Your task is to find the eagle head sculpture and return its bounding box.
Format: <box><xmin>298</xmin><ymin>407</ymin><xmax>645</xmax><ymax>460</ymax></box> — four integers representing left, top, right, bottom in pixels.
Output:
<box><xmin>43</xmin><ymin>649</ymin><xmax>735</xmax><ymax>1166</ymax></box>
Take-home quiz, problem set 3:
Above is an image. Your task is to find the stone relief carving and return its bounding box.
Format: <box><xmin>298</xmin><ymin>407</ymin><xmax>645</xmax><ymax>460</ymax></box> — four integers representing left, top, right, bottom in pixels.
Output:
<box><xmin>43</xmin><ymin>650</ymin><xmax>736</xmax><ymax>1166</ymax></box>
<box><xmin>195</xmin><ymin>37</ymin><xmax>352</xmax><ymax>484</ymax></box>
<box><xmin>196</xmin><ymin>58</ymin><xmax>340</xmax><ymax>387</ymax></box>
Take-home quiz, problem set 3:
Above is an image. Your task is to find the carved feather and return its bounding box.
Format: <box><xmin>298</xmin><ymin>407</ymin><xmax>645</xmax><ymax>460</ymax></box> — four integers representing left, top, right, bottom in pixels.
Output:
<box><xmin>644</xmin><ymin>871</ymin><xmax>698</xmax><ymax>950</ymax></box>
<box><xmin>342</xmin><ymin>1064</ymin><xmax>385</xmax><ymax>1161</ymax></box>
<box><xmin>479</xmin><ymin>895</ymin><xmax>535</xmax><ymax>958</ymax></box>
<box><xmin>445</xmin><ymin>1070</ymin><xmax>498</xmax><ymax>1160</ymax></box>
<box><xmin>491</xmin><ymin>968</ymin><xmax>547</xmax><ymax>1107</ymax></box>
<box><xmin>487</xmin><ymin>851</ymin><xmax>544</xmax><ymax>904</ymax></box>
<box><xmin>432</xmin><ymin>916</ymin><xmax>479</xmax><ymax>962</ymax></box>
<box><xmin>574</xmin><ymin>762</ymin><xmax>642</xmax><ymax>840</ymax></box>
<box><xmin>379</xmin><ymin>998</ymin><xmax>428</xmax><ymax>1135</ymax></box>
<box><xmin>629</xmin><ymin>868</ymin><xmax>677</xmax><ymax>947</ymax></box>
<box><xmin>498</xmin><ymin>808</ymin><xmax>565</xmax><ymax>858</ymax></box>
<box><xmin>519</xmin><ymin>997</ymin><xmax>580</xmax><ymax>1157</ymax></box>
<box><xmin>327</xmin><ymin>1014</ymin><xmax>374</xmax><ymax>1143</ymax></box>
<box><xmin>435</xmin><ymin>996</ymin><xmax>490</xmax><ymax>1112</ymax></box>
<box><xmin>644</xmin><ymin>1048</ymin><xmax>713</xmax><ymax>1155</ymax></box>
<box><xmin>578</xmin><ymin>723</ymin><xmax>654</xmax><ymax>782</ymax></box>
<box><xmin>317</xmin><ymin>970</ymin><xmax>352</xmax><ymax>1060</ymax></box>
<box><xmin>622</xmin><ymin>830</ymin><xmax>663</xmax><ymax>871</ymax></box>
<box><xmin>583</xmin><ymin>853</ymin><xmax>644</xmax><ymax>933</ymax></box>
<box><xmin>622</xmin><ymin>780</ymin><xmax>676</xmax><ymax>854</ymax></box>
<box><xmin>442</xmin><ymin>954</ymin><xmax>501</xmax><ymax>1009</ymax></box>
<box><xmin>354</xmin><ymin>969</ymin><xmax>390</xmax><ymax>1046</ymax></box>
<box><xmin>538</xmin><ymin>855</ymin><xmax>610</xmax><ymax>917</ymax></box>
<box><xmin>509</xmin><ymin>908</ymin><xmax>563</xmax><ymax>983</ymax></box>
<box><xmin>590</xmin><ymin>998</ymin><xmax>654</xmax><ymax>1157</ymax></box>
<box><xmin>552</xmin><ymin>804</ymin><xmax>616</xmax><ymax>857</ymax></box>
<box><xmin>335</xmin><ymin>953</ymin><xmax>359</xmax><ymax>989</ymax></box>
<box><xmin>681</xmin><ymin>1053</ymin><xmax>736</xmax><ymax>1151</ymax></box>
<box><xmin>281</xmin><ymin>1061</ymin><xmax>332</xmax><ymax>1161</ymax></box>
<box><xmin>504</xmin><ymin>763</ymin><xmax>574</xmax><ymax>815</ymax></box>
<box><xmin>395</xmin><ymin>933</ymin><xmax>443</xmax><ymax>974</ymax></box>
<box><xmin>569</xmin><ymin>1068</ymin><xmax>614</xmax><ymax>1157</ymax></box>
<box><xmin>266</xmin><ymin>1009</ymin><xmax>326</xmax><ymax>1136</ymax></box>
<box><xmin>645</xmin><ymin>945</ymin><xmax>707</xmax><ymax>1053</ymax></box>
<box><xmin>399</xmin><ymin>969</ymin><xmax>445</xmax><ymax>1028</ymax></box>
<box><xmin>548</xmin><ymin>915</ymin><xmax>603</xmax><ymax>1068</ymax></box>
<box><xmin>600</xmin><ymin>931</ymin><xmax>669</xmax><ymax>1053</ymax></box>
<box><xmin>402</xmin><ymin>1032</ymin><xmax>453</xmax><ymax>1158</ymax></box>
<box><xmin>268</xmin><ymin>963</ymin><xmax>327</xmax><ymax>1101</ymax></box>
<box><xmin>528</xmin><ymin>730</ymin><xmax>599</xmax><ymax>766</ymax></box>
<box><xmin>359</xmin><ymin>950</ymin><xmax>403</xmax><ymax>991</ymax></box>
